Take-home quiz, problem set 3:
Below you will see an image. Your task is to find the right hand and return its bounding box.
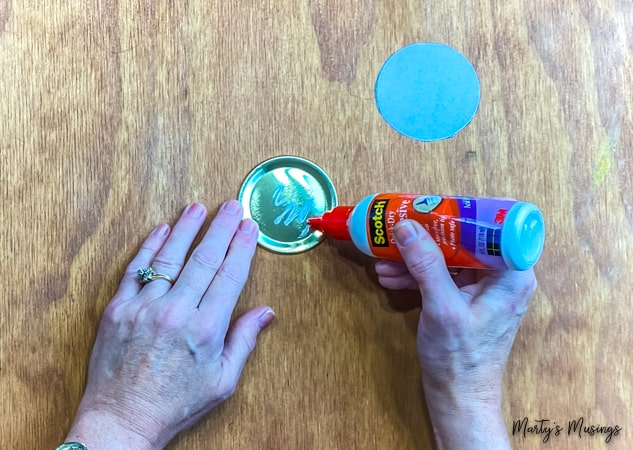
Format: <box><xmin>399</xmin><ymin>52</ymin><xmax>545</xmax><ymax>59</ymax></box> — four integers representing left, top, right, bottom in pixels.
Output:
<box><xmin>375</xmin><ymin>219</ymin><xmax>536</xmax><ymax>409</ymax></box>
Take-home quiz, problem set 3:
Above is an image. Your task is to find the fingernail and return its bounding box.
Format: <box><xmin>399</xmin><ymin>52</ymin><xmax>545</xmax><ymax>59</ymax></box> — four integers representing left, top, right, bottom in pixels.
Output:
<box><xmin>185</xmin><ymin>202</ymin><xmax>204</xmax><ymax>219</ymax></box>
<box><xmin>394</xmin><ymin>221</ymin><xmax>417</xmax><ymax>246</ymax></box>
<box><xmin>151</xmin><ymin>224</ymin><xmax>170</xmax><ymax>238</ymax></box>
<box><xmin>222</xmin><ymin>199</ymin><xmax>242</xmax><ymax>214</ymax></box>
<box><xmin>239</xmin><ymin>219</ymin><xmax>257</xmax><ymax>234</ymax></box>
<box><xmin>258</xmin><ymin>308</ymin><xmax>276</xmax><ymax>327</ymax></box>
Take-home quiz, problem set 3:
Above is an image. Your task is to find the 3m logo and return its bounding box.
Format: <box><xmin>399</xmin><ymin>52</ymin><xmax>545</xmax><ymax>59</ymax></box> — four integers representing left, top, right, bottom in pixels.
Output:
<box><xmin>369</xmin><ymin>199</ymin><xmax>390</xmax><ymax>247</ymax></box>
<box><xmin>494</xmin><ymin>208</ymin><xmax>508</xmax><ymax>225</ymax></box>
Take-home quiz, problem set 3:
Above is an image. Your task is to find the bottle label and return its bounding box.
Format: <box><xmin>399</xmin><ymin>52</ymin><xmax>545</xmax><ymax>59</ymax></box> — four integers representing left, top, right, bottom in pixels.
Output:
<box><xmin>366</xmin><ymin>194</ymin><xmax>517</xmax><ymax>269</ymax></box>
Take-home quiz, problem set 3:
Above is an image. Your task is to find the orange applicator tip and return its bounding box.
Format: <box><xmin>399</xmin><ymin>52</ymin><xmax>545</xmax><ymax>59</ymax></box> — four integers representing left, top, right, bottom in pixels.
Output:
<box><xmin>307</xmin><ymin>207</ymin><xmax>353</xmax><ymax>240</ymax></box>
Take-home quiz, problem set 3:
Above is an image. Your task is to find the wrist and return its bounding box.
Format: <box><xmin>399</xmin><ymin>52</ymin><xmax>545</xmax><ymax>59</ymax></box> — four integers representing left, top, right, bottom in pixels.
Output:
<box><xmin>423</xmin><ymin>381</ymin><xmax>503</xmax><ymax>415</ymax></box>
<box><xmin>421</xmin><ymin>364</ymin><xmax>505</xmax><ymax>410</ymax></box>
<box><xmin>66</xmin><ymin>409</ymin><xmax>158</xmax><ymax>450</ymax></box>
<box><xmin>422</xmin><ymin>385</ymin><xmax>510</xmax><ymax>450</ymax></box>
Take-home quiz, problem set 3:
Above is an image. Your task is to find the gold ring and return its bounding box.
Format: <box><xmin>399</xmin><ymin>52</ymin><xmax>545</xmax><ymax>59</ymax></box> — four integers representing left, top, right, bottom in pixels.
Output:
<box><xmin>137</xmin><ymin>267</ymin><xmax>174</xmax><ymax>284</ymax></box>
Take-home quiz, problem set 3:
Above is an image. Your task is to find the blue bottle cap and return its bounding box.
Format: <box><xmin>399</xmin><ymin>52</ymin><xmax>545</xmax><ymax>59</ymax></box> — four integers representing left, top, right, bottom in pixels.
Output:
<box><xmin>500</xmin><ymin>202</ymin><xmax>545</xmax><ymax>270</ymax></box>
<box><xmin>375</xmin><ymin>42</ymin><xmax>481</xmax><ymax>142</ymax></box>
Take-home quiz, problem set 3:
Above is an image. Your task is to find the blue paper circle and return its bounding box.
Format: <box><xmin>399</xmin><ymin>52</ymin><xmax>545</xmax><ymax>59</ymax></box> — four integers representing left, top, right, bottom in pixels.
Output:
<box><xmin>375</xmin><ymin>42</ymin><xmax>481</xmax><ymax>142</ymax></box>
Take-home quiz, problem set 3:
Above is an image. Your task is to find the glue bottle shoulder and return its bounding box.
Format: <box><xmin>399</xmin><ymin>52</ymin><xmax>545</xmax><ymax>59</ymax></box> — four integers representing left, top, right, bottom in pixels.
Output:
<box><xmin>348</xmin><ymin>194</ymin><xmax>379</xmax><ymax>257</ymax></box>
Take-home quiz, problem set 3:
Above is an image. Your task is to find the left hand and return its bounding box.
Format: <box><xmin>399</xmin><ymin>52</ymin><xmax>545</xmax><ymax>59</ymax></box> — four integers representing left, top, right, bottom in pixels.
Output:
<box><xmin>65</xmin><ymin>200</ymin><xmax>274</xmax><ymax>449</ymax></box>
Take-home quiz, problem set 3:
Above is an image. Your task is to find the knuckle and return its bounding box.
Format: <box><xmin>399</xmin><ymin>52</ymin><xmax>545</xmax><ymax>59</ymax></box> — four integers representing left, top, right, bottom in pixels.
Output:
<box><xmin>230</xmin><ymin>231</ymin><xmax>256</xmax><ymax>250</ymax></box>
<box><xmin>124</xmin><ymin>265</ymin><xmax>142</xmax><ymax>280</ymax></box>
<box><xmin>150</xmin><ymin>255</ymin><xmax>182</xmax><ymax>273</ymax></box>
<box><xmin>217</xmin><ymin>379</ymin><xmax>238</xmax><ymax>402</ymax></box>
<box><xmin>525</xmin><ymin>276</ymin><xmax>538</xmax><ymax>297</ymax></box>
<box><xmin>140</xmin><ymin>241</ymin><xmax>161</xmax><ymax>254</ymax></box>
<box><xmin>512</xmin><ymin>271</ymin><xmax>538</xmax><ymax>300</ymax></box>
<box><xmin>516</xmin><ymin>276</ymin><xmax>538</xmax><ymax>312</ymax></box>
<box><xmin>422</xmin><ymin>299</ymin><xmax>463</xmax><ymax>328</ymax></box>
<box><xmin>437</xmin><ymin>302</ymin><xmax>464</xmax><ymax>328</ymax></box>
<box><xmin>191</xmin><ymin>248</ymin><xmax>223</xmax><ymax>273</ymax></box>
<box><xmin>216</xmin><ymin>262</ymin><xmax>248</xmax><ymax>289</ymax></box>
<box><xmin>406</xmin><ymin>249</ymin><xmax>444</xmax><ymax>279</ymax></box>
<box><xmin>102</xmin><ymin>300</ymin><xmax>126</xmax><ymax>325</ymax></box>
<box><xmin>212</xmin><ymin>214</ymin><xmax>239</xmax><ymax>232</ymax></box>
<box><xmin>153</xmin><ymin>302</ymin><xmax>185</xmax><ymax>330</ymax></box>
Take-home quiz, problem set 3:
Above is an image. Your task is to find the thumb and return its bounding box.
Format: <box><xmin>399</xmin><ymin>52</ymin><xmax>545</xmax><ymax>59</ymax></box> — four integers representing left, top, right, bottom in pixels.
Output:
<box><xmin>221</xmin><ymin>306</ymin><xmax>275</xmax><ymax>383</ymax></box>
<box><xmin>393</xmin><ymin>220</ymin><xmax>461</xmax><ymax>306</ymax></box>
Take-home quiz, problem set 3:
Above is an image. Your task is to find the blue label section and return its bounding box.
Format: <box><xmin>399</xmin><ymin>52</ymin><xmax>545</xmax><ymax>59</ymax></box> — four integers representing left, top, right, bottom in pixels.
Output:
<box><xmin>486</xmin><ymin>228</ymin><xmax>502</xmax><ymax>256</ymax></box>
<box><xmin>458</xmin><ymin>198</ymin><xmax>477</xmax><ymax>254</ymax></box>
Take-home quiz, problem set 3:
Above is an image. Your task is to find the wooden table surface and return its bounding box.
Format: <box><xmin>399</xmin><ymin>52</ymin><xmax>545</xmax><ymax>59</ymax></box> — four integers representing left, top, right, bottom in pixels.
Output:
<box><xmin>1</xmin><ymin>0</ymin><xmax>631</xmax><ymax>449</ymax></box>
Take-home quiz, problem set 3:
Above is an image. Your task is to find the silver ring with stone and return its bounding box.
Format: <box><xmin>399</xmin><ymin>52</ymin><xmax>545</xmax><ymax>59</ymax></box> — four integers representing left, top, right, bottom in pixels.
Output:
<box><xmin>137</xmin><ymin>267</ymin><xmax>174</xmax><ymax>285</ymax></box>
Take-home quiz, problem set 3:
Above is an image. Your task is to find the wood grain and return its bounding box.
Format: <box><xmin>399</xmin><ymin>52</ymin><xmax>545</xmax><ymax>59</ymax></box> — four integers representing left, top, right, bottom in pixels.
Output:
<box><xmin>1</xmin><ymin>0</ymin><xmax>631</xmax><ymax>449</ymax></box>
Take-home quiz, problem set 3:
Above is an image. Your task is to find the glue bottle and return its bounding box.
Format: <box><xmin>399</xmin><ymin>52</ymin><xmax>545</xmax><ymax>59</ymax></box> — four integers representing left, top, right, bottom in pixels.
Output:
<box><xmin>308</xmin><ymin>194</ymin><xmax>545</xmax><ymax>270</ymax></box>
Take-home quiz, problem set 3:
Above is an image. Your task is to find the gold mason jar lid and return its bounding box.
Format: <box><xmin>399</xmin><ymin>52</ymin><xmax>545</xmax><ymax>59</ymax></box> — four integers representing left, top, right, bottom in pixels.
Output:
<box><xmin>238</xmin><ymin>156</ymin><xmax>338</xmax><ymax>254</ymax></box>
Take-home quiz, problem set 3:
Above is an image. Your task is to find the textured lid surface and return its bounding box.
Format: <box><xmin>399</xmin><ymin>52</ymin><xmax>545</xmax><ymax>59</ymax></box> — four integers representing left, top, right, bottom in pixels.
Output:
<box><xmin>238</xmin><ymin>156</ymin><xmax>338</xmax><ymax>254</ymax></box>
